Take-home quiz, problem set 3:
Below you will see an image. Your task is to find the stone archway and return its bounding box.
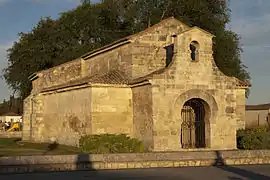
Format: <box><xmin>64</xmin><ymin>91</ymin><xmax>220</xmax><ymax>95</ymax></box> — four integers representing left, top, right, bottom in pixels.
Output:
<box><xmin>173</xmin><ymin>89</ymin><xmax>218</xmax><ymax>149</ymax></box>
<box><xmin>181</xmin><ymin>98</ymin><xmax>210</xmax><ymax>148</ymax></box>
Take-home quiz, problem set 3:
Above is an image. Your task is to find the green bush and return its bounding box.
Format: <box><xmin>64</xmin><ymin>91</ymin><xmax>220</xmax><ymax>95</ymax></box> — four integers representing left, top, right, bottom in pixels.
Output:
<box><xmin>237</xmin><ymin>127</ymin><xmax>270</xmax><ymax>150</ymax></box>
<box><xmin>79</xmin><ymin>134</ymin><xmax>146</xmax><ymax>154</ymax></box>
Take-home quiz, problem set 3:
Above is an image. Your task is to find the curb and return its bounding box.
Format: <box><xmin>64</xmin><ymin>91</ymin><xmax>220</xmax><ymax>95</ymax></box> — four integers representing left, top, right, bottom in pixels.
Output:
<box><xmin>1</xmin><ymin>150</ymin><xmax>270</xmax><ymax>174</ymax></box>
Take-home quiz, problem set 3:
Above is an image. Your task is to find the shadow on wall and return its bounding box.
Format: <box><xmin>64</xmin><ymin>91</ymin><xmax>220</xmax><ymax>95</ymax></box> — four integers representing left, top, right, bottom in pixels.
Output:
<box><xmin>0</xmin><ymin>154</ymin><xmax>192</xmax><ymax>180</ymax></box>
<box><xmin>75</xmin><ymin>154</ymin><xmax>95</xmax><ymax>172</ymax></box>
<box><xmin>0</xmin><ymin>154</ymin><xmax>96</xmax><ymax>175</ymax></box>
<box><xmin>44</xmin><ymin>142</ymin><xmax>96</xmax><ymax>172</ymax></box>
<box><xmin>0</xmin><ymin>140</ymin><xmax>96</xmax><ymax>174</ymax></box>
<box><xmin>46</xmin><ymin>142</ymin><xmax>59</xmax><ymax>152</ymax></box>
<box><xmin>213</xmin><ymin>151</ymin><xmax>270</xmax><ymax>180</ymax></box>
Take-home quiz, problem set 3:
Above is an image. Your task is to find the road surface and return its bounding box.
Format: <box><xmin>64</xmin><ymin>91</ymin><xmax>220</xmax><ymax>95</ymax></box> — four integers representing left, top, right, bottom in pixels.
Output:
<box><xmin>1</xmin><ymin>165</ymin><xmax>270</xmax><ymax>180</ymax></box>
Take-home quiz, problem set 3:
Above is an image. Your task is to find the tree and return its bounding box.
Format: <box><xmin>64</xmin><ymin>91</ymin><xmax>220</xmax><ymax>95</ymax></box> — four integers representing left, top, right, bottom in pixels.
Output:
<box><xmin>3</xmin><ymin>1</ymin><xmax>131</xmax><ymax>99</ymax></box>
<box><xmin>3</xmin><ymin>17</ymin><xmax>62</xmax><ymax>99</ymax></box>
<box><xmin>2</xmin><ymin>0</ymin><xmax>250</xmax><ymax>99</ymax></box>
<box><xmin>0</xmin><ymin>96</ymin><xmax>23</xmax><ymax>115</ymax></box>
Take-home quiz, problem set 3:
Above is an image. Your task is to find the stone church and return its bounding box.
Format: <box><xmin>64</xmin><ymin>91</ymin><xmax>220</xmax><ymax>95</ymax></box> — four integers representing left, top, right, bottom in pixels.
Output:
<box><xmin>22</xmin><ymin>17</ymin><xmax>249</xmax><ymax>151</ymax></box>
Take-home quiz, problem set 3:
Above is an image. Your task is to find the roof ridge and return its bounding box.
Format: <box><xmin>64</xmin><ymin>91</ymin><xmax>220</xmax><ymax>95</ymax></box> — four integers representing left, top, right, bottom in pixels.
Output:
<box><xmin>125</xmin><ymin>17</ymin><xmax>190</xmax><ymax>40</ymax></box>
<box><xmin>179</xmin><ymin>26</ymin><xmax>215</xmax><ymax>37</ymax></box>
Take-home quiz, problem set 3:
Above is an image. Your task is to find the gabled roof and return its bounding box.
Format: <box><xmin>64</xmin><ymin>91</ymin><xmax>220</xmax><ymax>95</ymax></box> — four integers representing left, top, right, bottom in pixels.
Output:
<box><xmin>180</xmin><ymin>26</ymin><xmax>216</xmax><ymax>37</ymax></box>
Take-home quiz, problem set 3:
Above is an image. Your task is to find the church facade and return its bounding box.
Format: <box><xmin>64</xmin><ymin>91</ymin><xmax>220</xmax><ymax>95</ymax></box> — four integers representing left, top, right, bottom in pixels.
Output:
<box><xmin>22</xmin><ymin>17</ymin><xmax>249</xmax><ymax>151</ymax></box>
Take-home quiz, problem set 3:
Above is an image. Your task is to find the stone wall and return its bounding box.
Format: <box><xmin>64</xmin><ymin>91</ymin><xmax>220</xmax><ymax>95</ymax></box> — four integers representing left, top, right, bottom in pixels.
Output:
<box><xmin>236</xmin><ymin>88</ymin><xmax>246</xmax><ymax>129</ymax></box>
<box><xmin>131</xmin><ymin>42</ymin><xmax>166</xmax><ymax>77</ymax></box>
<box><xmin>245</xmin><ymin>109</ymin><xmax>270</xmax><ymax>128</ymax></box>
<box><xmin>22</xmin><ymin>94</ymin><xmax>44</xmax><ymax>141</ymax></box>
<box><xmin>31</xmin><ymin>44</ymin><xmax>133</xmax><ymax>93</ymax></box>
<box><xmin>91</xmin><ymin>87</ymin><xmax>133</xmax><ymax>136</ymax></box>
<box><xmin>32</xmin><ymin>59</ymin><xmax>82</xmax><ymax>92</ymax></box>
<box><xmin>0</xmin><ymin>150</ymin><xmax>270</xmax><ymax>174</ymax></box>
<box><xmin>83</xmin><ymin>44</ymin><xmax>133</xmax><ymax>77</ymax></box>
<box><xmin>22</xmin><ymin>96</ymin><xmax>31</xmax><ymax>141</ymax></box>
<box><xmin>132</xmin><ymin>84</ymin><xmax>154</xmax><ymax>150</ymax></box>
<box><xmin>29</xmin><ymin>87</ymin><xmax>92</xmax><ymax>146</ymax></box>
<box><xmin>146</xmin><ymin>27</ymin><xmax>241</xmax><ymax>151</ymax></box>
<box><xmin>130</xmin><ymin>18</ymin><xmax>189</xmax><ymax>78</ymax></box>
<box><xmin>23</xmin><ymin>86</ymin><xmax>134</xmax><ymax>146</ymax></box>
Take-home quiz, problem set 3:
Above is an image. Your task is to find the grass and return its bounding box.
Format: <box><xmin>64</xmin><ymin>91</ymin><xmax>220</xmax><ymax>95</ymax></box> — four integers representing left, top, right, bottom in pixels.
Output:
<box><xmin>0</xmin><ymin>138</ymin><xmax>81</xmax><ymax>156</ymax></box>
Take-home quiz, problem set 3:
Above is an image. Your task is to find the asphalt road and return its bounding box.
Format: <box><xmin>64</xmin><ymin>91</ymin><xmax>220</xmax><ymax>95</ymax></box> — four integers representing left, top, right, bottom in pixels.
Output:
<box><xmin>1</xmin><ymin>165</ymin><xmax>270</xmax><ymax>180</ymax></box>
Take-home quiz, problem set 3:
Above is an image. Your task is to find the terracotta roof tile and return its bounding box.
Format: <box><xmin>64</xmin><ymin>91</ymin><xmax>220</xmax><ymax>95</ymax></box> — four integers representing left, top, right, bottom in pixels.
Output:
<box><xmin>41</xmin><ymin>70</ymin><xmax>135</xmax><ymax>92</ymax></box>
<box><xmin>89</xmin><ymin>70</ymin><xmax>130</xmax><ymax>84</ymax></box>
<box><xmin>236</xmin><ymin>79</ymin><xmax>251</xmax><ymax>87</ymax></box>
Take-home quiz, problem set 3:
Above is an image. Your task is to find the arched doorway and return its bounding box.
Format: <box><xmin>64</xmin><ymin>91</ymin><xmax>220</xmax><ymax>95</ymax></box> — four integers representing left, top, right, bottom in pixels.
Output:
<box><xmin>181</xmin><ymin>98</ymin><xmax>209</xmax><ymax>149</ymax></box>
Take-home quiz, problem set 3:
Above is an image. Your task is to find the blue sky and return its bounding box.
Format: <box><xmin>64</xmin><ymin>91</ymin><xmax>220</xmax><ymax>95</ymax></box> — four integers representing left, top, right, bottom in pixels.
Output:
<box><xmin>0</xmin><ymin>0</ymin><xmax>269</xmax><ymax>105</ymax></box>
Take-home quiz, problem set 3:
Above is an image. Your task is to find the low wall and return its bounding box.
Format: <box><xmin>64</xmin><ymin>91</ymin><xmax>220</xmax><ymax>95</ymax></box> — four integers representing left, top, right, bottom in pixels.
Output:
<box><xmin>0</xmin><ymin>150</ymin><xmax>270</xmax><ymax>174</ymax></box>
<box><xmin>0</xmin><ymin>132</ymin><xmax>22</xmax><ymax>138</ymax></box>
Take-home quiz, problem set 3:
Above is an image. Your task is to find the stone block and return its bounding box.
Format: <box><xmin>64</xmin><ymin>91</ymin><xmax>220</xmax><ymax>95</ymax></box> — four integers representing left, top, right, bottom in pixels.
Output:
<box><xmin>117</xmin><ymin>163</ymin><xmax>128</xmax><ymax>169</ymax></box>
<box><xmin>225</xmin><ymin>106</ymin><xmax>235</xmax><ymax>113</ymax></box>
<box><xmin>127</xmin><ymin>162</ymin><xmax>136</xmax><ymax>168</ymax></box>
<box><xmin>157</xmin><ymin>161</ymin><xmax>174</xmax><ymax>167</ymax></box>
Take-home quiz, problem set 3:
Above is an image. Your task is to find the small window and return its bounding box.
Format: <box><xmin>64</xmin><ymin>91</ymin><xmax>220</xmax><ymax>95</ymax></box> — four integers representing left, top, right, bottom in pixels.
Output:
<box><xmin>189</xmin><ymin>41</ymin><xmax>199</xmax><ymax>61</ymax></box>
<box><xmin>164</xmin><ymin>44</ymin><xmax>174</xmax><ymax>67</ymax></box>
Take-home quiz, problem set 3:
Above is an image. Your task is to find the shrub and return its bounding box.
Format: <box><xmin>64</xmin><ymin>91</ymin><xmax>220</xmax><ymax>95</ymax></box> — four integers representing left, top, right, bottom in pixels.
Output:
<box><xmin>237</xmin><ymin>127</ymin><xmax>270</xmax><ymax>150</ymax></box>
<box><xmin>79</xmin><ymin>134</ymin><xmax>145</xmax><ymax>154</ymax></box>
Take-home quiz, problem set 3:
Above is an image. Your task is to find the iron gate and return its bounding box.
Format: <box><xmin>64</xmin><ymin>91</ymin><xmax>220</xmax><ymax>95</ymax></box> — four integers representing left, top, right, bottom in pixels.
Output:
<box><xmin>181</xmin><ymin>98</ymin><xmax>206</xmax><ymax>149</ymax></box>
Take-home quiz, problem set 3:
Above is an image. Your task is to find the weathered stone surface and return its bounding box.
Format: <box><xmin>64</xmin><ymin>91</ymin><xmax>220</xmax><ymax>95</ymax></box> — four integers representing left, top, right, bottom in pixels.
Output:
<box><xmin>23</xmin><ymin>17</ymin><xmax>248</xmax><ymax>151</ymax></box>
<box><xmin>91</xmin><ymin>87</ymin><xmax>133</xmax><ymax>136</ymax></box>
<box><xmin>32</xmin><ymin>59</ymin><xmax>82</xmax><ymax>93</ymax></box>
<box><xmin>132</xmin><ymin>84</ymin><xmax>154</xmax><ymax>150</ymax></box>
<box><xmin>225</xmin><ymin>106</ymin><xmax>235</xmax><ymax>114</ymax></box>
